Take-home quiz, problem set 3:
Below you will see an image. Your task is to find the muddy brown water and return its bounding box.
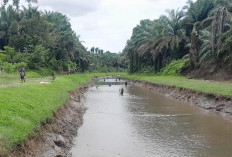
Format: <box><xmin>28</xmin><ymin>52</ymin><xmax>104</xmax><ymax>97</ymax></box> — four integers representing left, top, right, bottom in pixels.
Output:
<box><xmin>71</xmin><ymin>79</ymin><xmax>232</xmax><ymax>157</ymax></box>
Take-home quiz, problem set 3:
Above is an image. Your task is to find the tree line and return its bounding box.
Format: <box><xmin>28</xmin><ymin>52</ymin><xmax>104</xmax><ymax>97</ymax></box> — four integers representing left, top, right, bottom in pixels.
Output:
<box><xmin>87</xmin><ymin>47</ymin><xmax>127</xmax><ymax>72</ymax></box>
<box><xmin>0</xmin><ymin>0</ymin><xmax>89</xmax><ymax>74</ymax></box>
<box><xmin>123</xmin><ymin>0</ymin><xmax>232</xmax><ymax>76</ymax></box>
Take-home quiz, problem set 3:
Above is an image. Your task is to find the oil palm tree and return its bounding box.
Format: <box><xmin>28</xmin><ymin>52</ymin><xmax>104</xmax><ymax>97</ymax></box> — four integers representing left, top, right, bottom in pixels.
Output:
<box><xmin>124</xmin><ymin>9</ymin><xmax>188</xmax><ymax>72</ymax></box>
<box><xmin>193</xmin><ymin>7</ymin><xmax>231</xmax><ymax>67</ymax></box>
<box><xmin>183</xmin><ymin>0</ymin><xmax>214</xmax><ymax>36</ymax></box>
<box><xmin>0</xmin><ymin>5</ymin><xmax>18</xmax><ymax>49</ymax></box>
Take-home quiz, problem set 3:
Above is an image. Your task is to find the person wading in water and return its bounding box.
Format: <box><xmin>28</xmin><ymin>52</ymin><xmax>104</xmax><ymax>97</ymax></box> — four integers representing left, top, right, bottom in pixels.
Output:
<box><xmin>125</xmin><ymin>81</ymin><xmax>128</xmax><ymax>86</ymax></box>
<box><xmin>120</xmin><ymin>88</ymin><xmax>124</xmax><ymax>95</ymax></box>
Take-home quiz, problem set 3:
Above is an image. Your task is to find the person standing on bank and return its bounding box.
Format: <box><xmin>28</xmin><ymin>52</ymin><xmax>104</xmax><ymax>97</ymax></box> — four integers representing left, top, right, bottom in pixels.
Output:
<box><xmin>19</xmin><ymin>66</ymin><xmax>26</xmax><ymax>83</ymax></box>
<box><xmin>51</xmin><ymin>73</ymin><xmax>56</xmax><ymax>81</ymax></box>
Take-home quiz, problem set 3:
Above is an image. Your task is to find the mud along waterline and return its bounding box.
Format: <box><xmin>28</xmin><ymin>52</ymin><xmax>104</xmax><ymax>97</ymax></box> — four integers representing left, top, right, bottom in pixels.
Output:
<box><xmin>71</xmin><ymin>79</ymin><xmax>232</xmax><ymax>157</ymax></box>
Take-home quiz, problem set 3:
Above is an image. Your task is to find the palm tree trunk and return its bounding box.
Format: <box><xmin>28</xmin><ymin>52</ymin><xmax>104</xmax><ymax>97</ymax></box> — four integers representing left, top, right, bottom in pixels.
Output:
<box><xmin>135</xmin><ymin>52</ymin><xmax>139</xmax><ymax>72</ymax></box>
<box><xmin>129</xmin><ymin>55</ymin><xmax>134</xmax><ymax>73</ymax></box>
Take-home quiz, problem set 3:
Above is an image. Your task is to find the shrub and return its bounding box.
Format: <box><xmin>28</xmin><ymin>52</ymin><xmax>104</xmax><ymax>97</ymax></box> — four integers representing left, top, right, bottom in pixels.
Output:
<box><xmin>15</xmin><ymin>62</ymin><xmax>27</xmax><ymax>71</ymax></box>
<box><xmin>38</xmin><ymin>68</ymin><xmax>54</xmax><ymax>76</ymax></box>
<box><xmin>160</xmin><ymin>59</ymin><xmax>189</xmax><ymax>76</ymax></box>
<box><xmin>2</xmin><ymin>62</ymin><xmax>16</xmax><ymax>73</ymax></box>
<box><xmin>140</xmin><ymin>66</ymin><xmax>154</xmax><ymax>73</ymax></box>
<box><xmin>0</xmin><ymin>52</ymin><xmax>6</xmax><ymax>62</ymax></box>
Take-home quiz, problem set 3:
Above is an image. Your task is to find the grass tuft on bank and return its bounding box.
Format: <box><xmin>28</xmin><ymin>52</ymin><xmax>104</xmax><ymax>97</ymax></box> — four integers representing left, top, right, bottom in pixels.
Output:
<box><xmin>0</xmin><ymin>73</ymin><xmax>107</xmax><ymax>154</ymax></box>
<box><xmin>121</xmin><ymin>74</ymin><xmax>232</xmax><ymax>97</ymax></box>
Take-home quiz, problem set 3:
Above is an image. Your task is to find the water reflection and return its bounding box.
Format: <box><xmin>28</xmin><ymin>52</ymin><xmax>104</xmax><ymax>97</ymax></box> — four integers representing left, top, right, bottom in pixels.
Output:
<box><xmin>72</xmin><ymin>80</ymin><xmax>232</xmax><ymax>157</ymax></box>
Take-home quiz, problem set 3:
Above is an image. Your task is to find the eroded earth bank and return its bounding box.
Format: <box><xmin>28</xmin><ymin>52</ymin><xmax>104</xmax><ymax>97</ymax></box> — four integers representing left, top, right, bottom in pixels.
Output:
<box><xmin>10</xmin><ymin>84</ymin><xmax>90</xmax><ymax>157</ymax></box>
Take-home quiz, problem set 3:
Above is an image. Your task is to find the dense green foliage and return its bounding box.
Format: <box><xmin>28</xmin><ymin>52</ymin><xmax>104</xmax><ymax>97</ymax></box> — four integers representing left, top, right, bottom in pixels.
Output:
<box><xmin>0</xmin><ymin>1</ymin><xmax>126</xmax><ymax>73</ymax></box>
<box><xmin>0</xmin><ymin>2</ymin><xmax>89</xmax><ymax>73</ymax></box>
<box><xmin>0</xmin><ymin>73</ymin><xmax>107</xmax><ymax>154</ymax></box>
<box><xmin>123</xmin><ymin>0</ymin><xmax>232</xmax><ymax>75</ymax></box>
<box><xmin>160</xmin><ymin>59</ymin><xmax>189</xmax><ymax>76</ymax></box>
<box><xmin>121</xmin><ymin>74</ymin><xmax>232</xmax><ymax>97</ymax></box>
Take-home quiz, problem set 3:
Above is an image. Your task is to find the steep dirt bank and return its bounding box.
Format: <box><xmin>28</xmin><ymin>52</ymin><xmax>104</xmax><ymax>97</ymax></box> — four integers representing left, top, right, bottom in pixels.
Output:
<box><xmin>129</xmin><ymin>80</ymin><xmax>232</xmax><ymax>119</ymax></box>
<box><xmin>184</xmin><ymin>64</ymin><xmax>232</xmax><ymax>81</ymax></box>
<box><xmin>9</xmin><ymin>83</ymin><xmax>91</xmax><ymax>157</ymax></box>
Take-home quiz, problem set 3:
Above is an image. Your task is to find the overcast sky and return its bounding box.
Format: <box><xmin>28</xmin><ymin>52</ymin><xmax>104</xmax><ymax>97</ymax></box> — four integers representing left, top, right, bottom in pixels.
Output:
<box><xmin>23</xmin><ymin>0</ymin><xmax>189</xmax><ymax>52</ymax></box>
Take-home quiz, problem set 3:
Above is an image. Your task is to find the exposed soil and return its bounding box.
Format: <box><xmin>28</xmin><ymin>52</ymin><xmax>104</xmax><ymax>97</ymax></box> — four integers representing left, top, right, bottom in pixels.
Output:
<box><xmin>130</xmin><ymin>80</ymin><xmax>232</xmax><ymax>119</ymax></box>
<box><xmin>185</xmin><ymin>63</ymin><xmax>232</xmax><ymax>81</ymax></box>
<box><xmin>9</xmin><ymin>83</ymin><xmax>91</xmax><ymax>157</ymax></box>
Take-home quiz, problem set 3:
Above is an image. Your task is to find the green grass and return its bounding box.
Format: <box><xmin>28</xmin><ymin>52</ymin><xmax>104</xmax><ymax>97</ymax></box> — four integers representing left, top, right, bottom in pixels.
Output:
<box><xmin>121</xmin><ymin>74</ymin><xmax>232</xmax><ymax>97</ymax></box>
<box><xmin>0</xmin><ymin>71</ymin><xmax>49</xmax><ymax>85</ymax></box>
<box><xmin>0</xmin><ymin>73</ymin><xmax>20</xmax><ymax>85</ymax></box>
<box><xmin>0</xmin><ymin>73</ymin><xmax>107</xmax><ymax>154</ymax></box>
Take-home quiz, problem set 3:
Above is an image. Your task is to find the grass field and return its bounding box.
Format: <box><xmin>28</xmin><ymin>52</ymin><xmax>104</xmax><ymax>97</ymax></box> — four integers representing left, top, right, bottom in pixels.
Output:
<box><xmin>0</xmin><ymin>72</ymin><xmax>50</xmax><ymax>86</ymax></box>
<box><xmin>0</xmin><ymin>73</ymin><xmax>108</xmax><ymax>154</ymax></box>
<box><xmin>121</xmin><ymin>74</ymin><xmax>232</xmax><ymax>97</ymax></box>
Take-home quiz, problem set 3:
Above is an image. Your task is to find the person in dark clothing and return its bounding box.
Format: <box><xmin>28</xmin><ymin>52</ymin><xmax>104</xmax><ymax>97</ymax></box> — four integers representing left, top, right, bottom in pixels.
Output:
<box><xmin>125</xmin><ymin>81</ymin><xmax>128</xmax><ymax>86</ymax></box>
<box><xmin>120</xmin><ymin>88</ymin><xmax>124</xmax><ymax>95</ymax></box>
<box><xmin>52</xmin><ymin>73</ymin><xmax>56</xmax><ymax>81</ymax></box>
<box><xmin>19</xmin><ymin>67</ymin><xmax>26</xmax><ymax>83</ymax></box>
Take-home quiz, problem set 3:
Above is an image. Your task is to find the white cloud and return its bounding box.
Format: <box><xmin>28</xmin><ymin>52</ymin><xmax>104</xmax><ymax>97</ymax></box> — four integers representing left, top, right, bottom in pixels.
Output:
<box><xmin>21</xmin><ymin>0</ymin><xmax>189</xmax><ymax>52</ymax></box>
<box><xmin>21</xmin><ymin>0</ymin><xmax>101</xmax><ymax>16</ymax></box>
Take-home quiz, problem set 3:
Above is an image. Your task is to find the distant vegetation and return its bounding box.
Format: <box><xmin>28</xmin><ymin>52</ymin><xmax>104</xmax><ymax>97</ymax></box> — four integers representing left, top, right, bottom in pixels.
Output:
<box><xmin>0</xmin><ymin>1</ymin><xmax>90</xmax><ymax>73</ymax></box>
<box><xmin>0</xmin><ymin>0</ymin><xmax>126</xmax><ymax>74</ymax></box>
<box><xmin>87</xmin><ymin>47</ymin><xmax>127</xmax><ymax>72</ymax></box>
<box><xmin>123</xmin><ymin>0</ymin><xmax>232</xmax><ymax>79</ymax></box>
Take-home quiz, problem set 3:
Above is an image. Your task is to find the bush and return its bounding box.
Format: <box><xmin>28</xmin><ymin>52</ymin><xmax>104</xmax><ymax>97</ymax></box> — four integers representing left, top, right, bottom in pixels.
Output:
<box><xmin>0</xmin><ymin>52</ymin><xmax>6</xmax><ymax>62</ymax></box>
<box><xmin>38</xmin><ymin>68</ymin><xmax>54</xmax><ymax>76</ymax></box>
<box><xmin>66</xmin><ymin>61</ymin><xmax>77</xmax><ymax>72</ymax></box>
<box><xmin>2</xmin><ymin>62</ymin><xmax>16</xmax><ymax>73</ymax></box>
<box><xmin>160</xmin><ymin>59</ymin><xmax>189</xmax><ymax>76</ymax></box>
<box><xmin>15</xmin><ymin>62</ymin><xmax>27</xmax><ymax>71</ymax></box>
<box><xmin>140</xmin><ymin>66</ymin><xmax>154</xmax><ymax>73</ymax></box>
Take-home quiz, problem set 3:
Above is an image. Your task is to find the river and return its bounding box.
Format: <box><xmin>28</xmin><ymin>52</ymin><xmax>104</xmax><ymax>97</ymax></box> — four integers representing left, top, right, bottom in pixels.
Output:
<box><xmin>71</xmin><ymin>78</ymin><xmax>232</xmax><ymax>157</ymax></box>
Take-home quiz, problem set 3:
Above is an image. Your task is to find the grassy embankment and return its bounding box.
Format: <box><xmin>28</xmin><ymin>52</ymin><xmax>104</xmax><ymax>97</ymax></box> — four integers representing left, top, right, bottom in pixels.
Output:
<box><xmin>121</xmin><ymin>74</ymin><xmax>232</xmax><ymax>97</ymax></box>
<box><xmin>0</xmin><ymin>73</ymin><xmax>110</xmax><ymax>154</ymax></box>
<box><xmin>0</xmin><ymin>71</ymin><xmax>50</xmax><ymax>86</ymax></box>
